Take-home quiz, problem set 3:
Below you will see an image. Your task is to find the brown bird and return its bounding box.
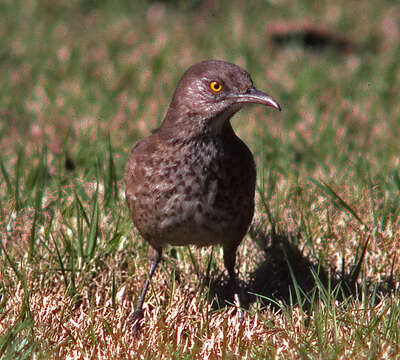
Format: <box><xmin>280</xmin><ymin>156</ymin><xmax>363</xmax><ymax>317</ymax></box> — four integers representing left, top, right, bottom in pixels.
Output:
<box><xmin>125</xmin><ymin>60</ymin><xmax>280</xmax><ymax>331</ymax></box>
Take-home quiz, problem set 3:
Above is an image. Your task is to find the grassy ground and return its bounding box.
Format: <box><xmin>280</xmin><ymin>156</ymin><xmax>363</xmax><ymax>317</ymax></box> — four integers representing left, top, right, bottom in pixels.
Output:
<box><xmin>1</xmin><ymin>0</ymin><xmax>400</xmax><ymax>358</ymax></box>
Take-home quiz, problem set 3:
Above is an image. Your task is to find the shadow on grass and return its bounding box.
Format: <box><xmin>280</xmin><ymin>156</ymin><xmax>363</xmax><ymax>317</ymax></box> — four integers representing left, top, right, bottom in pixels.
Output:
<box><xmin>207</xmin><ymin>223</ymin><xmax>396</xmax><ymax>312</ymax></box>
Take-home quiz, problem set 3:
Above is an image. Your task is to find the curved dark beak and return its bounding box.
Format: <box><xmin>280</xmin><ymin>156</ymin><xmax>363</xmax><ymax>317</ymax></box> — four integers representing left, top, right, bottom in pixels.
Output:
<box><xmin>233</xmin><ymin>87</ymin><xmax>281</xmax><ymax>111</ymax></box>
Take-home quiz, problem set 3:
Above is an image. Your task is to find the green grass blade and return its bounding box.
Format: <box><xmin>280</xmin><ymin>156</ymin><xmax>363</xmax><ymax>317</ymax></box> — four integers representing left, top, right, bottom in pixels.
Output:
<box><xmin>0</xmin><ymin>240</ymin><xmax>26</xmax><ymax>292</ymax></box>
<box><xmin>0</xmin><ymin>159</ymin><xmax>13</xmax><ymax>195</ymax></box>
<box><xmin>111</xmin><ymin>271</ymin><xmax>116</xmax><ymax>309</ymax></box>
<box><xmin>75</xmin><ymin>193</ymin><xmax>85</xmax><ymax>259</ymax></box>
<box><xmin>50</xmin><ymin>232</ymin><xmax>69</xmax><ymax>289</ymax></box>
<box><xmin>59</xmin><ymin>228</ymin><xmax>76</xmax><ymax>294</ymax></box>
<box><xmin>284</xmin><ymin>250</ymin><xmax>306</xmax><ymax>314</ymax></box>
<box><xmin>29</xmin><ymin>147</ymin><xmax>48</xmax><ymax>259</ymax></box>
<box><xmin>14</xmin><ymin>148</ymin><xmax>24</xmax><ymax>211</ymax></box>
<box><xmin>312</xmin><ymin>179</ymin><xmax>365</xmax><ymax>227</ymax></box>
<box><xmin>104</xmin><ymin>133</ymin><xmax>118</xmax><ymax>204</ymax></box>
<box><xmin>86</xmin><ymin>188</ymin><xmax>99</xmax><ymax>262</ymax></box>
<box><xmin>74</xmin><ymin>190</ymin><xmax>90</xmax><ymax>226</ymax></box>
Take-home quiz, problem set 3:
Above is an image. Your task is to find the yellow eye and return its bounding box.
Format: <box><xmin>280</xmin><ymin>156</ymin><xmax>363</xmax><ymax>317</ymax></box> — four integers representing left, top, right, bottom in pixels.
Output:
<box><xmin>210</xmin><ymin>81</ymin><xmax>222</xmax><ymax>93</ymax></box>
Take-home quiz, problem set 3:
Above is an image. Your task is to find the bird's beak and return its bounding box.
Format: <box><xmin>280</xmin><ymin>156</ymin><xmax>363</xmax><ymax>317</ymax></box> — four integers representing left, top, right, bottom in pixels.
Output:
<box><xmin>233</xmin><ymin>87</ymin><xmax>281</xmax><ymax>111</ymax></box>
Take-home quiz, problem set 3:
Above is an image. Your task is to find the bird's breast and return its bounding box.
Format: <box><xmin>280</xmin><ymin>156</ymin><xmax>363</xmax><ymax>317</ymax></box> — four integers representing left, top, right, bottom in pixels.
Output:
<box><xmin>126</xmin><ymin>135</ymin><xmax>256</xmax><ymax>247</ymax></box>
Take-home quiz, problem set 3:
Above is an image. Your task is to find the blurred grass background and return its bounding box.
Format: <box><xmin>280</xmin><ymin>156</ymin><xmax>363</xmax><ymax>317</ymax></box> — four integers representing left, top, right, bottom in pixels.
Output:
<box><xmin>0</xmin><ymin>0</ymin><xmax>400</xmax><ymax>358</ymax></box>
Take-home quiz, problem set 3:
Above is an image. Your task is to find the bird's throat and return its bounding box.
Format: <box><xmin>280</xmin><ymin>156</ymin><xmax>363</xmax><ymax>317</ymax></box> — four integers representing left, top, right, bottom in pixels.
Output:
<box><xmin>206</xmin><ymin>107</ymin><xmax>241</xmax><ymax>135</ymax></box>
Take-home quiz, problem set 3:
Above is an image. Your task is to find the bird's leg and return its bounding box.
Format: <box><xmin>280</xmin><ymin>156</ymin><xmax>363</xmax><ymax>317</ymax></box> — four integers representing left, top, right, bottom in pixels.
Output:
<box><xmin>130</xmin><ymin>247</ymin><xmax>161</xmax><ymax>334</ymax></box>
<box><xmin>223</xmin><ymin>245</ymin><xmax>243</xmax><ymax>322</ymax></box>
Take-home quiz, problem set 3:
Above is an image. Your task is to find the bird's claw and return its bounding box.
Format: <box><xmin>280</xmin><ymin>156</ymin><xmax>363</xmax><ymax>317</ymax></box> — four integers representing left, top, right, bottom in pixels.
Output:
<box><xmin>129</xmin><ymin>308</ymin><xmax>144</xmax><ymax>335</ymax></box>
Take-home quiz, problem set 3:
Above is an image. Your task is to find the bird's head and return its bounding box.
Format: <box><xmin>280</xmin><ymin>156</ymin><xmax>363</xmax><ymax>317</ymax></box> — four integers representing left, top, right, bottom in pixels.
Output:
<box><xmin>160</xmin><ymin>60</ymin><xmax>281</xmax><ymax>138</ymax></box>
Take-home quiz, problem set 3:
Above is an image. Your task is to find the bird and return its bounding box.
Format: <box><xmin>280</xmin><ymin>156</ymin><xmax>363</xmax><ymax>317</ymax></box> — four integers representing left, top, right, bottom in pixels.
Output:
<box><xmin>124</xmin><ymin>60</ymin><xmax>281</xmax><ymax>332</ymax></box>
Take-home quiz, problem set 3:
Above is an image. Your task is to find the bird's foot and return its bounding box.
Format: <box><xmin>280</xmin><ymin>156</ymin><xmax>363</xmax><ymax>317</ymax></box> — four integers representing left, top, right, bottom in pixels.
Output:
<box><xmin>128</xmin><ymin>308</ymin><xmax>144</xmax><ymax>335</ymax></box>
<box><xmin>237</xmin><ymin>307</ymin><xmax>244</xmax><ymax>323</ymax></box>
<box><xmin>234</xmin><ymin>293</ymin><xmax>245</xmax><ymax>323</ymax></box>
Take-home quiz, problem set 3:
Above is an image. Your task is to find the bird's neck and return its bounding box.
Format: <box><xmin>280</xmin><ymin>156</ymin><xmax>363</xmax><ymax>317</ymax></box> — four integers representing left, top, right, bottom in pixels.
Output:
<box><xmin>158</xmin><ymin>107</ymin><xmax>239</xmax><ymax>142</ymax></box>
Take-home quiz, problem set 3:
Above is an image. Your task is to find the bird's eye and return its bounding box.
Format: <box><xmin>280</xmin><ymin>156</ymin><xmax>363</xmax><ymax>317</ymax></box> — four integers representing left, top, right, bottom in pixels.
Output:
<box><xmin>210</xmin><ymin>81</ymin><xmax>223</xmax><ymax>93</ymax></box>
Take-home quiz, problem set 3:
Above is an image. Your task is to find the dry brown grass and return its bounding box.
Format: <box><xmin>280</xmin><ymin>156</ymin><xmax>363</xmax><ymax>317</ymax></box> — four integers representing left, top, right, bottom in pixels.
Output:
<box><xmin>2</xmin><ymin>248</ymin><xmax>397</xmax><ymax>358</ymax></box>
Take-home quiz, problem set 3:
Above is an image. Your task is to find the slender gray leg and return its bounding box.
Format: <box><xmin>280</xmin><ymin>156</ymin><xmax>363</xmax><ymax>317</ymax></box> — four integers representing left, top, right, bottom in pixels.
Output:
<box><xmin>223</xmin><ymin>245</ymin><xmax>243</xmax><ymax>321</ymax></box>
<box><xmin>131</xmin><ymin>247</ymin><xmax>161</xmax><ymax>333</ymax></box>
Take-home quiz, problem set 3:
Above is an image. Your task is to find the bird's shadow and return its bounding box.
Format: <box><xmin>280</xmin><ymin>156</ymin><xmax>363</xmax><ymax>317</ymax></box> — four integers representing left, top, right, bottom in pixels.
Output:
<box><xmin>206</xmin><ymin>223</ymin><xmax>396</xmax><ymax>312</ymax></box>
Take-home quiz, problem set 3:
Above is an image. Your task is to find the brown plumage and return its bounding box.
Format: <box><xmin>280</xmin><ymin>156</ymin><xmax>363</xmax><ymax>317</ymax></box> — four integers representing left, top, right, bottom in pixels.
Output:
<box><xmin>125</xmin><ymin>60</ymin><xmax>281</xmax><ymax>331</ymax></box>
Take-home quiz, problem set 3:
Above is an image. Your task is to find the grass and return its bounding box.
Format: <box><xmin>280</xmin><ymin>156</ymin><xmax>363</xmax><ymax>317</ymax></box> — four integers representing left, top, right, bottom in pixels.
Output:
<box><xmin>0</xmin><ymin>0</ymin><xmax>399</xmax><ymax>358</ymax></box>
